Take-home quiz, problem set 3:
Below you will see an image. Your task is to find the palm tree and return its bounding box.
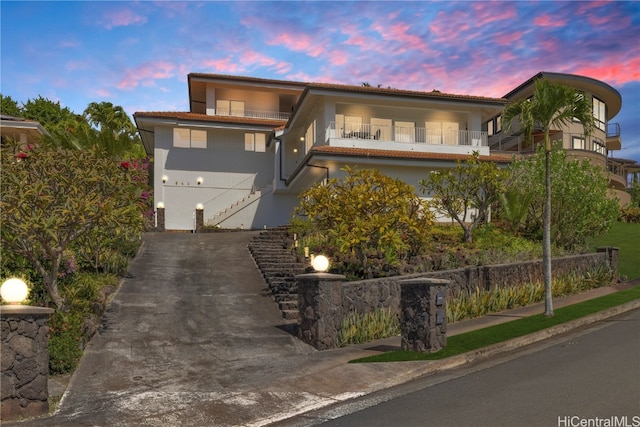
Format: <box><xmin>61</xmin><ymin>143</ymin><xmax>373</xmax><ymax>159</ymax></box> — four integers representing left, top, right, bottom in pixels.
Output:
<box><xmin>502</xmin><ymin>79</ymin><xmax>595</xmax><ymax>317</ymax></box>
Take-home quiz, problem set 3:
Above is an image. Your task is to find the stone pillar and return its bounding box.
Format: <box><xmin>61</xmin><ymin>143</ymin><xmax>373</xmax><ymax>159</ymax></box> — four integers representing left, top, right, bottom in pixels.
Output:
<box><xmin>156</xmin><ymin>207</ymin><xmax>166</xmax><ymax>232</ymax></box>
<box><xmin>296</xmin><ymin>273</ymin><xmax>346</xmax><ymax>350</ymax></box>
<box><xmin>1</xmin><ymin>305</ymin><xmax>55</xmax><ymax>421</ymax></box>
<box><xmin>597</xmin><ymin>246</ymin><xmax>619</xmax><ymax>279</ymax></box>
<box><xmin>195</xmin><ymin>207</ymin><xmax>204</xmax><ymax>233</ymax></box>
<box><xmin>400</xmin><ymin>278</ymin><xmax>449</xmax><ymax>353</ymax></box>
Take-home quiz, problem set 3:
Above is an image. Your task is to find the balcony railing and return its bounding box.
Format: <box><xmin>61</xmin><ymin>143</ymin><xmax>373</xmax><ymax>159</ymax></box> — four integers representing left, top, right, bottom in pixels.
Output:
<box><xmin>213</xmin><ymin>108</ymin><xmax>290</xmax><ymax>121</ymax></box>
<box><xmin>327</xmin><ymin>122</ymin><xmax>487</xmax><ymax>146</ymax></box>
<box><xmin>607</xmin><ymin>122</ymin><xmax>620</xmax><ymax>138</ymax></box>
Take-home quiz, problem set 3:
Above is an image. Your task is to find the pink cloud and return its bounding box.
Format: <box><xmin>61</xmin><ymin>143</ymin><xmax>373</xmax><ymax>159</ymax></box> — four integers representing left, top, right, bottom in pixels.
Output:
<box><xmin>471</xmin><ymin>2</ymin><xmax>518</xmax><ymax>26</ymax></box>
<box><xmin>241</xmin><ymin>50</ymin><xmax>292</xmax><ymax>74</ymax></box>
<box><xmin>328</xmin><ymin>50</ymin><xmax>349</xmax><ymax>66</ymax></box>
<box><xmin>533</xmin><ymin>14</ymin><xmax>567</xmax><ymax>28</ymax></box>
<box><xmin>101</xmin><ymin>8</ymin><xmax>147</xmax><ymax>30</ymax></box>
<box><xmin>494</xmin><ymin>31</ymin><xmax>525</xmax><ymax>46</ymax></box>
<box><xmin>573</xmin><ymin>56</ymin><xmax>640</xmax><ymax>86</ymax></box>
<box><xmin>267</xmin><ymin>32</ymin><xmax>324</xmax><ymax>58</ymax></box>
<box><xmin>116</xmin><ymin>61</ymin><xmax>175</xmax><ymax>90</ymax></box>
<box><xmin>201</xmin><ymin>57</ymin><xmax>244</xmax><ymax>74</ymax></box>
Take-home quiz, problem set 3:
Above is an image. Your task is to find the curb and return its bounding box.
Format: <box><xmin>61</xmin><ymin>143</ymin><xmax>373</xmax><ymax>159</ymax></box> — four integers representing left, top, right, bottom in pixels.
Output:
<box><xmin>416</xmin><ymin>297</ymin><xmax>640</xmax><ymax>375</ymax></box>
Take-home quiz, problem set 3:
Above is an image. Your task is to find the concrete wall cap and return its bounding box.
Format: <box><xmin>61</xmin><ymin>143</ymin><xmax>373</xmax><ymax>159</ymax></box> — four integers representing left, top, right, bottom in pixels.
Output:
<box><xmin>295</xmin><ymin>272</ymin><xmax>346</xmax><ymax>281</ymax></box>
<box><xmin>0</xmin><ymin>305</ymin><xmax>55</xmax><ymax>316</ymax></box>
<box><xmin>399</xmin><ymin>278</ymin><xmax>451</xmax><ymax>286</ymax></box>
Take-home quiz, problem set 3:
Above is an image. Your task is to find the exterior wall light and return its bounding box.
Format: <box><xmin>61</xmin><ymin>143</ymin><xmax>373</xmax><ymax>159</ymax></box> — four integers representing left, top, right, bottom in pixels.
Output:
<box><xmin>197</xmin><ymin>177</ymin><xmax>203</xmax><ymax>185</ymax></box>
<box><xmin>196</xmin><ymin>203</ymin><xmax>204</xmax><ymax>210</ymax></box>
<box><xmin>157</xmin><ymin>202</ymin><xmax>165</xmax><ymax>209</ymax></box>
<box><xmin>1</xmin><ymin>278</ymin><xmax>29</xmax><ymax>305</ymax></box>
<box><xmin>162</xmin><ymin>175</ymin><xmax>168</xmax><ymax>183</ymax></box>
<box><xmin>311</xmin><ymin>255</ymin><xmax>330</xmax><ymax>272</ymax></box>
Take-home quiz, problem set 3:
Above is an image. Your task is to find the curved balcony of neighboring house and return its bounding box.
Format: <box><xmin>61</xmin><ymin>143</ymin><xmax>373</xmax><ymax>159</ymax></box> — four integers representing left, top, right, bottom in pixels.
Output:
<box><xmin>606</xmin><ymin>122</ymin><xmax>621</xmax><ymax>151</ymax></box>
<box><xmin>607</xmin><ymin>157</ymin><xmax>636</xmax><ymax>192</ymax></box>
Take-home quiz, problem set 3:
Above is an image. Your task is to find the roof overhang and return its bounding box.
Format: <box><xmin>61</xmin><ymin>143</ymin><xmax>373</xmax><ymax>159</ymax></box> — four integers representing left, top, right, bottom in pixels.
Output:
<box><xmin>0</xmin><ymin>115</ymin><xmax>50</xmax><ymax>144</ymax></box>
<box><xmin>133</xmin><ymin>111</ymin><xmax>286</xmax><ymax>155</ymax></box>
<box><xmin>504</xmin><ymin>72</ymin><xmax>622</xmax><ymax>119</ymax></box>
<box><xmin>284</xmin><ymin>145</ymin><xmax>513</xmax><ymax>192</ymax></box>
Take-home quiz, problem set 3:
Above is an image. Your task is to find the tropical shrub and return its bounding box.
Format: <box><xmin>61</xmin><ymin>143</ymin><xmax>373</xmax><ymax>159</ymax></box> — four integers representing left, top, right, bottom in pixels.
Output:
<box><xmin>292</xmin><ymin>167</ymin><xmax>433</xmax><ymax>278</ymax></box>
<box><xmin>620</xmin><ymin>207</ymin><xmax>640</xmax><ymax>224</ymax></box>
<box><xmin>501</xmin><ymin>147</ymin><xmax>619</xmax><ymax>250</ymax></box>
<box><xmin>338</xmin><ymin>308</ymin><xmax>400</xmax><ymax>347</ymax></box>
<box><xmin>447</xmin><ymin>263</ymin><xmax>613</xmax><ymax>323</ymax></box>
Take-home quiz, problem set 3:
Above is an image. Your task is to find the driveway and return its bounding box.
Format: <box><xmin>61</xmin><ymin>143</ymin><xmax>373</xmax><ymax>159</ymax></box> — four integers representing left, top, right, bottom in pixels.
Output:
<box><xmin>17</xmin><ymin>232</ymin><xmax>327</xmax><ymax>426</ymax></box>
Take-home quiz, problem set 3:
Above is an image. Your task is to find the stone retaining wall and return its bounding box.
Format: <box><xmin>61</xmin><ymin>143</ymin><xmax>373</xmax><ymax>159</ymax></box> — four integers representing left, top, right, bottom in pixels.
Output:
<box><xmin>297</xmin><ymin>249</ymin><xmax>617</xmax><ymax>350</ymax></box>
<box><xmin>1</xmin><ymin>305</ymin><xmax>54</xmax><ymax>421</ymax></box>
<box><xmin>342</xmin><ymin>249</ymin><xmax>616</xmax><ymax>317</ymax></box>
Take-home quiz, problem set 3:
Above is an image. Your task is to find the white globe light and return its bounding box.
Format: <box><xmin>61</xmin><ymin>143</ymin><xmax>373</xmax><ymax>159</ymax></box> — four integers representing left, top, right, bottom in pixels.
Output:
<box><xmin>196</xmin><ymin>203</ymin><xmax>204</xmax><ymax>210</ymax></box>
<box><xmin>157</xmin><ymin>202</ymin><xmax>165</xmax><ymax>209</ymax></box>
<box><xmin>1</xmin><ymin>278</ymin><xmax>29</xmax><ymax>304</ymax></box>
<box><xmin>312</xmin><ymin>255</ymin><xmax>330</xmax><ymax>272</ymax></box>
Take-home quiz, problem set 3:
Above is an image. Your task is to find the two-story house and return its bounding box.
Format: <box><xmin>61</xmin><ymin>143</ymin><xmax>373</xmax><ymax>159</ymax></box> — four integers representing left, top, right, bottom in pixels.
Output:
<box><xmin>134</xmin><ymin>72</ymin><xmax>635</xmax><ymax>231</ymax></box>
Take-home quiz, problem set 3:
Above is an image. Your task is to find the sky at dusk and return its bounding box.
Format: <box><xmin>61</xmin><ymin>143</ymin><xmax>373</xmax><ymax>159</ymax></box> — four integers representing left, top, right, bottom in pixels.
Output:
<box><xmin>1</xmin><ymin>1</ymin><xmax>639</xmax><ymax>162</ymax></box>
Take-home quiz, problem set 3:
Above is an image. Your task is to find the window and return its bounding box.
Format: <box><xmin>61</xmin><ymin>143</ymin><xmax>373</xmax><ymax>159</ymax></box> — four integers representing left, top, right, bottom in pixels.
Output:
<box><xmin>216</xmin><ymin>100</ymin><xmax>245</xmax><ymax>116</ymax></box>
<box><xmin>335</xmin><ymin>114</ymin><xmax>362</xmax><ymax>137</ymax></box>
<box><xmin>245</xmin><ymin>133</ymin><xmax>266</xmax><ymax>152</ymax></box>
<box><xmin>593</xmin><ymin>138</ymin><xmax>606</xmax><ymax>155</ymax></box>
<box><xmin>572</xmin><ymin>136</ymin><xmax>586</xmax><ymax>150</ymax></box>
<box><xmin>486</xmin><ymin>116</ymin><xmax>501</xmax><ymax>136</ymax></box>
<box><xmin>443</xmin><ymin>122</ymin><xmax>459</xmax><ymax>145</ymax></box>
<box><xmin>593</xmin><ymin>97</ymin><xmax>606</xmax><ymax>131</ymax></box>
<box><xmin>573</xmin><ymin>92</ymin><xmax>585</xmax><ymax>122</ymax></box>
<box><xmin>371</xmin><ymin>118</ymin><xmax>392</xmax><ymax>140</ymax></box>
<box><xmin>425</xmin><ymin>121</ymin><xmax>442</xmax><ymax>144</ymax></box>
<box><xmin>173</xmin><ymin>128</ymin><xmax>207</xmax><ymax>148</ymax></box>
<box><xmin>395</xmin><ymin>121</ymin><xmax>415</xmax><ymax>142</ymax></box>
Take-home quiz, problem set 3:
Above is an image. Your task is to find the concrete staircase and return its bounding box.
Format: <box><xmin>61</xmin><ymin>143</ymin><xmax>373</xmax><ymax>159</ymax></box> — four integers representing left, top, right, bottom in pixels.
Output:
<box><xmin>248</xmin><ymin>227</ymin><xmax>309</xmax><ymax>320</ymax></box>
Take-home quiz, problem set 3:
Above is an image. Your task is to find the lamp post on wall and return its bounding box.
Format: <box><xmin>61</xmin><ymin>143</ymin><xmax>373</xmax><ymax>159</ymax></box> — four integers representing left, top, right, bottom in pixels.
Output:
<box><xmin>195</xmin><ymin>203</ymin><xmax>204</xmax><ymax>233</ymax></box>
<box><xmin>0</xmin><ymin>278</ymin><xmax>29</xmax><ymax>305</ymax></box>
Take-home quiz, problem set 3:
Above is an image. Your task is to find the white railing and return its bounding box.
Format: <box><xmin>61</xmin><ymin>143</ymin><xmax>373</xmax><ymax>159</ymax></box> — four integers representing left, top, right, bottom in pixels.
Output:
<box><xmin>327</xmin><ymin>122</ymin><xmax>487</xmax><ymax>146</ymax></box>
<box><xmin>214</xmin><ymin>108</ymin><xmax>290</xmax><ymax>121</ymax></box>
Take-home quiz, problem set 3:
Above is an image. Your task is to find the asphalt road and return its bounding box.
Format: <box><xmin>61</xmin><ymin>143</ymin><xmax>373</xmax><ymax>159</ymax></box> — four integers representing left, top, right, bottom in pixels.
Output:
<box><xmin>314</xmin><ymin>307</ymin><xmax>640</xmax><ymax>427</ymax></box>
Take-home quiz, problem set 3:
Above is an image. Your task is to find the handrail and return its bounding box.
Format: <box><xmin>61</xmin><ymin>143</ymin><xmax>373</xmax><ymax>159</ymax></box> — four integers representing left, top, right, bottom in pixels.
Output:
<box><xmin>214</xmin><ymin>108</ymin><xmax>290</xmax><ymax>121</ymax></box>
<box><xmin>327</xmin><ymin>122</ymin><xmax>487</xmax><ymax>146</ymax></box>
<box><xmin>201</xmin><ymin>174</ymin><xmax>257</xmax><ymax>211</ymax></box>
<box><xmin>607</xmin><ymin>122</ymin><xmax>620</xmax><ymax>138</ymax></box>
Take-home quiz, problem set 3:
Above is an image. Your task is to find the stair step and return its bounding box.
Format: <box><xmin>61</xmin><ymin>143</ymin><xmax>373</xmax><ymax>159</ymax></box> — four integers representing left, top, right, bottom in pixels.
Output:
<box><xmin>282</xmin><ymin>310</ymin><xmax>299</xmax><ymax>320</ymax></box>
<box><xmin>279</xmin><ymin>300</ymin><xmax>298</xmax><ymax>310</ymax></box>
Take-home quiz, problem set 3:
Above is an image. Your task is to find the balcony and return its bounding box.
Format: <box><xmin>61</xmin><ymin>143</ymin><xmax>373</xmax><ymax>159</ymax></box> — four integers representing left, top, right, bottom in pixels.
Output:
<box><xmin>325</xmin><ymin>122</ymin><xmax>487</xmax><ymax>153</ymax></box>
<box><xmin>213</xmin><ymin>107</ymin><xmax>290</xmax><ymax>121</ymax></box>
<box><xmin>606</xmin><ymin>122</ymin><xmax>621</xmax><ymax>151</ymax></box>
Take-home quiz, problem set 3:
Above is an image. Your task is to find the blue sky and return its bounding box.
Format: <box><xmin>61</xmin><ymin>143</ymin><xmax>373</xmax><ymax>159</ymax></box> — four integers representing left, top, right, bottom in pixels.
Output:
<box><xmin>2</xmin><ymin>1</ymin><xmax>639</xmax><ymax>162</ymax></box>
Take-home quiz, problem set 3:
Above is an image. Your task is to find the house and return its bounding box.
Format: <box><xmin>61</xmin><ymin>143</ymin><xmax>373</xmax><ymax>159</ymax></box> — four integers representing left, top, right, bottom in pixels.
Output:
<box><xmin>0</xmin><ymin>114</ymin><xmax>50</xmax><ymax>145</ymax></box>
<box><xmin>134</xmin><ymin>72</ymin><xmax>635</xmax><ymax>231</ymax></box>
<box><xmin>487</xmin><ymin>72</ymin><xmax>635</xmax><ymax>206</ymax></box>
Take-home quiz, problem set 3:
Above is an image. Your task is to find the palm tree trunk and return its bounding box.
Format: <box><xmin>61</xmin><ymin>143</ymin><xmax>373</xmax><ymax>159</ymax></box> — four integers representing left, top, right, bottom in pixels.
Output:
<box><xmin>543</xmin><ymin>147</ymin><xmax>554</xmax><ymax>317</ymax></box>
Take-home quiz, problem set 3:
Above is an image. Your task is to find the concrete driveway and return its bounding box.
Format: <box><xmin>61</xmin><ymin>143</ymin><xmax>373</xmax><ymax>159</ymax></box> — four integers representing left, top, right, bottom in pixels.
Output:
<box><xmin>11</xmin><ymin>232</ymin><xmax>639</xmax><ymax>426</ymax></box>
<box><xmin>16</xmin><ymin>232</ymin><xmax>323</xmax><ymax>425</ymax></box>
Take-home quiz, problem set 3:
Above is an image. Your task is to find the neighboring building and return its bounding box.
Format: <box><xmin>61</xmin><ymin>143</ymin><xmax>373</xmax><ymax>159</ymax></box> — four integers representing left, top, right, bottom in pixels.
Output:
<box><xmin>134</xmin><ymin>72</ymin><xmax>635</xmax><ymax>231</ymax></box>
<box><xmin>0</xmin><ymin>114</ymin><xmax>50</xmax><ymax>145</ymax></box>
<box><xmin>487</xmin><ymin>72</ymin><xmax>635</xmax><ymax>206</ymax></box>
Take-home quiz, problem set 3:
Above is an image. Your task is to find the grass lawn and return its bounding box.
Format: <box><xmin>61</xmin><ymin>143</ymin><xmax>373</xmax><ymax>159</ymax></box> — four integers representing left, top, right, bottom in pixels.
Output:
<box><xmin>350</xmin><ymin>284</ymin><xmax>640</xmax><ymax>363</ymax></box>
<box><xmin>590</xmin><ymin>221</ymin><xmax>640</xmax><ymax>280</ymax></box>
